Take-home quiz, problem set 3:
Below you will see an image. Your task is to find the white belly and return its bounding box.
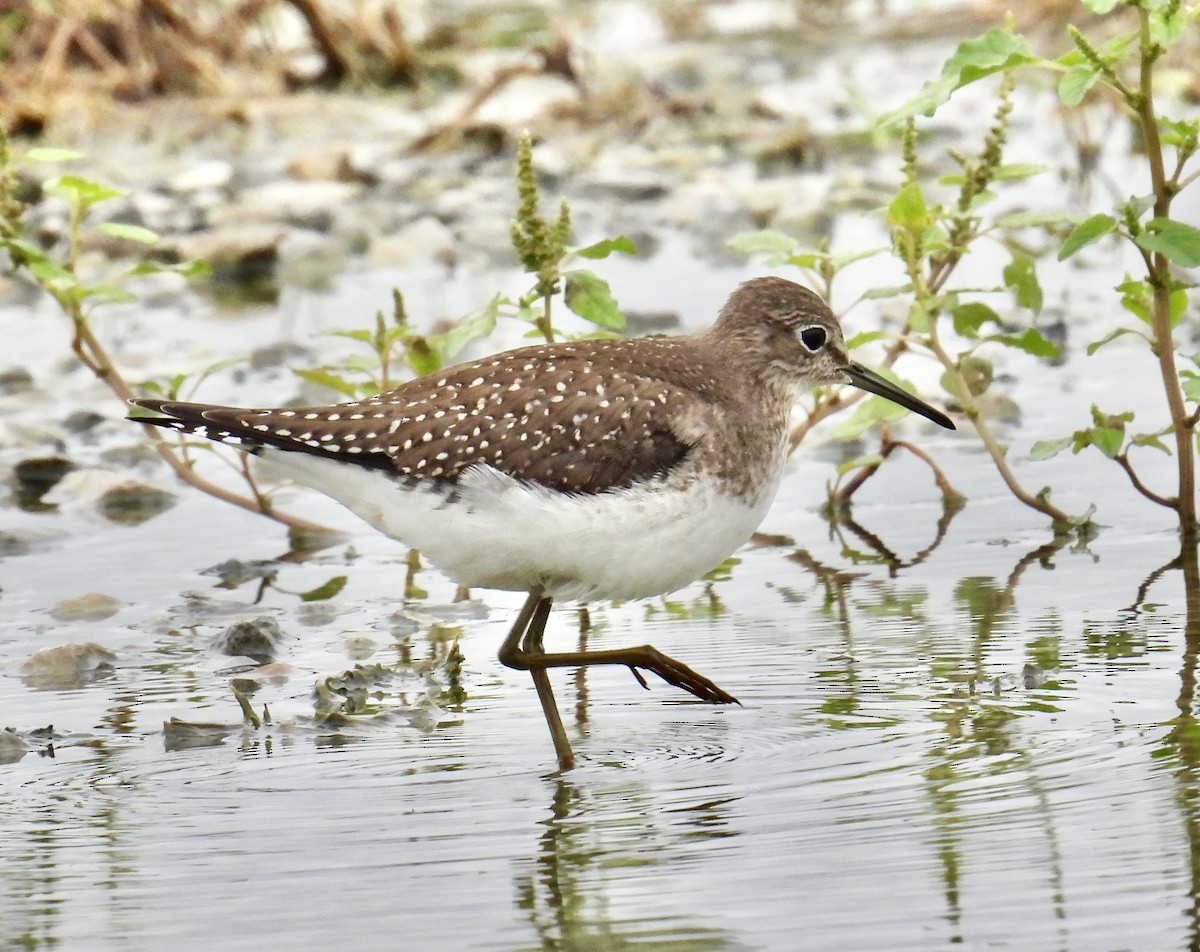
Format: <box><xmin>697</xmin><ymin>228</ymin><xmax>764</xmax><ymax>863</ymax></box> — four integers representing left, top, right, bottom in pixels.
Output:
<box><xmin>260</xmin><ymin>450</ymin><xmax>779</xmax><ymax>601</ymax></box>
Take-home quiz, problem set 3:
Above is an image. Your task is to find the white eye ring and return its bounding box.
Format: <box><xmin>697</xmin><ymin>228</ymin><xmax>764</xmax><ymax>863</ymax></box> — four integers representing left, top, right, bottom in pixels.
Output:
<box><xmin>798</xmin><ymin>326</ymin><xmax>827</xmax><ymax>353</ymax></box>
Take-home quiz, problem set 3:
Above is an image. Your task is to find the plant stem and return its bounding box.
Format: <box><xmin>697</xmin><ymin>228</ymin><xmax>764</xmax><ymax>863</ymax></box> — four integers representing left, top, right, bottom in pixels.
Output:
<box><xmin>1115</xmin><ymin>452</ymin><xmax>1176</xmax><ymax>508</ymax></box>
<box><xmin>71</xmin><ymin>305</ymin><xmax>334</xmax><ymax>535</ymax></box>
<box><xmin>1135</xmin><ymin>6</ymin><xmax>1197</xmax><ymax>543</ymax></box>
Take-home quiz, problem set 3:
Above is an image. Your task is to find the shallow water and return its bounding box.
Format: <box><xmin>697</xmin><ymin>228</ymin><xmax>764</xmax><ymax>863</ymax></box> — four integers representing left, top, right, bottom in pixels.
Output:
<box><xmin>5</xmin><ymin>282</ymin><xmax>1199</xmax><ymax>950</ymax></box>
<box><xmin>4</xmin><ymin>528</ymin><xmax>1198</xmax><ymax>952</ymax></box>
<box><xmin>5</xmin><ymin>5</ymin><xmax>1200</xmax><ymax>951</ymax></box>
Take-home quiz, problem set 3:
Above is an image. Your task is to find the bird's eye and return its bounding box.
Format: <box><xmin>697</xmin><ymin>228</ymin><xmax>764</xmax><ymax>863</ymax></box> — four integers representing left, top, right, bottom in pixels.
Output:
<box><xmin>799</xmin><ymin>326</ymin><xmax>826</xmax><ymax>352</ymax></box>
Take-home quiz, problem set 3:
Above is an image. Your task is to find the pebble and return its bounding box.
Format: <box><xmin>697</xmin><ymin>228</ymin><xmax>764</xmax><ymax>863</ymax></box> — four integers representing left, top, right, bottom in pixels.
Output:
<box><xmin>212</xmin><ymin>617</ymin><xmax>284</xmax><ymax>662</ymax></box>
<box><xmin>14</xmin><ymin>456</ymin><xmax>75</xmax><ymax>501</ymax></box>
<box><xmin>0</xmin><ymin>367</ymin><xmax>34</xmax><ymax>395</ymax></box>
<box><xmin>168</xmin><ymin>158</ymin><xmax>234</xmax><ymax>193</ymax></box>
<box><xmin>19</xmin><ymin>642</ymin><xmax>117</xmax><ymax>689</ymax></box>
<box><xmin>44</xmin><ymin>469</ymin><xmax>177</xmax><ymax>524</ymax></box>
<box><xmin>49</xmin><ymin>592</ymin><xmax>122</xmax><ymax>622</ymax></box>
<box><xmin>220</xmin><ymin>180</ymin><xmax>363</xmax><ymax>231</ymax></box>
<box><xmin>369</xmin><ymin>215</ymin><xmax>458</xmax><ymax>267</ymax></box>
<box><xmin>0</xmin><ymin>730</ymin><xmax>28</xmax><ymax>764</ymax></box>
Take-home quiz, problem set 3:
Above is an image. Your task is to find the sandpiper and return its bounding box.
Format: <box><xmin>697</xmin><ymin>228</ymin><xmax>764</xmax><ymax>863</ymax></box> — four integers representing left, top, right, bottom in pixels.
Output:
<box><xmin>131</xmin><ymin>276</ymin><xmax>953</xmax><ymax>768</ymax></box>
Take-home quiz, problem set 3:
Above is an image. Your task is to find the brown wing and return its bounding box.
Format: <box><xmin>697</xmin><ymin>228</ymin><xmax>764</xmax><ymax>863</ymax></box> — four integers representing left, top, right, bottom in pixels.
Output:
<box><xmin>131</xmin><ymin>338</ymin><xmax>707</xmax><ymax>494</ymax></box>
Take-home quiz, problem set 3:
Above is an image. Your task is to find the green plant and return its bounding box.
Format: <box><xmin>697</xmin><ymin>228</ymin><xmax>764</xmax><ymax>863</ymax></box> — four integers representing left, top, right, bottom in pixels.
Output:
<box><xmin>502</xmin><ymin>130</ymin><xmax>633</xmax><ymax>343</ymax></box>
<box><xmin>293</xmin><ymin>287</ymin><xmax>499</xmax><ymax>400</ymax></box>
<box><xmin>0</xmin><ymin>135</ymin><xmax>333</xmax><ymax>537</ymax></box>
<box><xmin>732</xmin><ymin>1</ymin><xmax>1199</xmax><ymax>543</ymax></box>
<box><xmin>290</xmin><ymin>132</ymin><xmax>636</xmax><ymax>406</ymax></box>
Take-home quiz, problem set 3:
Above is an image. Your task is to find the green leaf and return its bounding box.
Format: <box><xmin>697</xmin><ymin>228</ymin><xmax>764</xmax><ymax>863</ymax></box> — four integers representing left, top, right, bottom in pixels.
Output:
<box><xmin>861</xmin><ymin>284</ymin><xmax>911</xmax><ymax>300</ymax></box>
<box><xmin>128</xmin><ymin>259</ymin><xmax>210</xmax><ymax>277</ymax></box>
<box><xmin>1149</xmin><ymin>5</ymin><xmax>1187</xmax><ymax>45</ymax></box>
<box><xmin>1131</xmin><ymin>432</ymin><xmax>1171</xmax><ymax>454</ymax></box>
<box><xmin>876</xmin><ymin>27</ymin><xmax>1038</xmax><ymax>127</ymax></box>
<box><xmin>951</xmin><ymin>301</ymin><xmax>1002</xmax><ymax>337</ymax></box>
<box><xmin>77</xmin><ymin>283</ymin><xmax>137</xmax><ymax>304</ymax></box>
<box><xmin>300</xmin><ymin>575</ymin><xmax>348</xmax><ymax>602</ymax></box>
<box><xmin>1030</xmin><ymin>437</ymin><xmax>1072</xmax><ymax>461</ymax></box>
<box><xmin>941</xmin><ymin>354</ymin><xmax>993</xmax><ymax>398</ymax></box>
<box><xmin>438</xmin><ymin>302</ymin><xmax>498</xmax><ymax>359</ymax></box>
<box><xmin>573</xmin><ymin>235</ymin><xmax>636</xmax><ymax>259</ymax></box>
<box><xmin>995</xmin><ymin>210</ymin><xmax>1073</xmax><ymax>228</ymax></box>
<box><xmin>986</xmin><ymin>328</ymin><xmax>1060</xmax><ymax>358</ymax></box>
<box><xmin>1135</xmin><ymin>218</ymin><xmax>1200</xmax><ymax>267</ymax></box>
<box><xmin>1058</xmin><ymin>213</ymin><xmax>1118</xmax><ymax>259</ymax></box>
<box><xmin>1159</xmin><ymin>117</ymin><xmax>1200</xmax><ymax>148</ymax></box>
<box><xmin>725</xmin><ymin>229</ymin><xmax>800</xmax><ymax>255</ymax></box>
<box><xmin>830</xmin><ymin>394</ymin><xmax>910</xmax><ymax>440</ymax></box>
<box><xmin>1086</xmin><ymin>326</ymin><xmax>1146</xmax><ymax>355</ymax></box>
<box><xmin>43</xmin><ymin>174</ymin><xmax>125</xmax><ymax>210</ymax></box>
<box><xmin>1079</xmin><ymin>405</ymin><xmax>1133</xmax><ymax>458</ymax></box>
<box><xmin>98</xmin><ymin>222</ymin><xmax>159</xmax><ymax>244</ymax></box>
<box><xmin>887</xmin><ymin>182</ymin><xmax>930</xmax><ymax>229</ymax></box>
<box><xmin>1003</xmin><ymin>252</ymin><xmax>1043</xmax><ymax>314</ymax></box>
<box><xmin>907</xmin><ymin>299</ymin><xmax>931</xmax><ymax>334</ymax></box>
<box><xmin>1</xmin><ymin>236</ymin><xmax>52</xmax><ymax>267</ymax></box>
<box><xmin>1116</xmin><ymin>276</ymin><xmax>1152</xmax><ymax>323</ymax></box>
<box><xmin>27</xmin><ymin>257</ymin><xmax>78</xmax><ymax>289</ymax></box>
<box><xmin>293</xmin><ymin>367</ymin><xmax>361</xmax><ymax>398</ymax></box>
<box><xmin>25</xmin><ymin>147</ymin><xmax>84</xmax><ymax>163</ymax></box>
<box><xmin>844</xmin><ymin>329</ymin><xmax>886</xmax><ymax>349</ymax></box>
<box><xmin>1120</xmin><ymin>193</ymin><xmax>1156</xmax><ymax>223</ymax></box>
<box><xmin>1081</xmin><ymin>0</ymin><xmax>1121</xmax><ymax>12</ymax></box>
<box><xmin>1059</xmin><ymin>64</ymin><xmax>1100</xmax><ymax>106</ymax></box>
<box><xmin>1091</xmin><ymin>425</ymin><xmax>1124</xmax><ymax>458</ymax></box>
<box><xmin>563</xmin><ymin>269</ymin><xmax>624</xmax><ymax>330</ymax></box>
<box><xmin>836</xmin><ymin>453</ymin><xmax>885</xmax><ymax>477</ymax></box>
<box><xmin>326</xmin><ymin>328</ymin><xmax>375</xmax><ymax>343</ymax></box>
<box><xmin>1170</xmin><ymin>287</ymin><xmax>1189</xmax><ymax>325</ymax></box>
<box><xmin>992</xmin><ymin>163</ymin><xmax>1050</xmax><ymax>181</ymax></box>
<box><xmin>829</xmin><ymin>247</ymin><xmax>887</xmax><ymax>269</ymax></box>
<box><xmin>405</xmin><ymin>337</ymin><xmax>441</xmax><ymax>377</ymax></box>
<box><xmin>1180</xmin><ymin>370</ymin><xmax>1200</xmax><ymax>404</ymax></box>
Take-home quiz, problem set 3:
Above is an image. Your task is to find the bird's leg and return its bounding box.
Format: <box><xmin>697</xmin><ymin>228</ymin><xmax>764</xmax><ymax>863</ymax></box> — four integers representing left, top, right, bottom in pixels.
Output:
<box><xmin>499</xmin><ymin>589</ymin><xmax>574</xmax><ymax>770</ymax></box>
<box><xmin>499</xmin><ymin>594</ymin><xmax>740</xmax><ymax>706</ymax></box>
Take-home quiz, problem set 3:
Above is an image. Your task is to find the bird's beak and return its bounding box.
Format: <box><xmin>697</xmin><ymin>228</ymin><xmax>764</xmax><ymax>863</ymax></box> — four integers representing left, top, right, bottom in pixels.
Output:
<box><xmin>843</xmin><ymin>362</ymin><xmax>955</xmax><ymax>430</ymax></box>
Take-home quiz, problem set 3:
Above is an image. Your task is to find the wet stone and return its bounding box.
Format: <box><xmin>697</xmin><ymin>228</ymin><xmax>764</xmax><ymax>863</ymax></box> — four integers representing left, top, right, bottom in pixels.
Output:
<box><xmin>0</xmin><ymin>366</ymin><xmax>35</xmax><ymax>395</ymax></box>
<box><xmin>49</xmin><ymin>592</ymin><xmax>123</xmax><ymax>622</ymax></box>
<box><xmin>61</xmin><ymin>411</ymin><xmax>106</xmax><ymax>435</ymax></box>
<box><xmin>167</xmin><ymin>224</ymin><xmax>283</xmax><ymax>286</ymax></box>
<box><xmin>249</xmin><ymin>340</ymin><xmax>316</xmax><ymax>371</ymax></box>
<box><xmin>200</xmin><ymin>559</ymin><xmax>279</xmax><ymax>588</ymax></box>
<box><xmin>19</xmin><ymin>642</ymin><xmax>117</xmax><ymax>689</ymax></box>
<box><xmin>14</xmin><ymin>456</ymin><xmax>75</xmax><ymax>506</ymax></box>
<box><xmin>0</xmin><ymin>531</ymin><xmax>35</xmax><ymax>558</ymax></box>
<box><xmin>212</xmin><ymin>617</ymin><xmax>284</xmax><ymax>662</ymax></box>
<box><xmin>98</xmin><ymin>481</ymin><xmax>176</xmax><ymax>525</ymax></box>
<box><xmin>97</xmin><ymin>442</ymin><xmax>161</xmax><ymax>470</ymax></box>
<box><xmin>162</xmin><ymin>717</ymin><xmax>235</xmax><ymax>751</ymax></box>
<box><xmin>369</xmin><ymin>215</ymin><xmax>458</xmax><ymax>267</ymax></box>
<box><xmin>228</xmin><ymin>180</ymin><xmax>363</xmax><ymax>232</ymax></box>
<box><xmin>0</xmin><ymin>729</ymin><xmax>28</xmax><ymax>765</ymax></box>
<box><xmin>346</xmin><ymin>636</ymin><xmax>377</xmax><ymax>660</ymax></box>
<box><xmin>167</xmin><ymin>158</ymin><xmax>235</xmax><ymax>193</ymax></box>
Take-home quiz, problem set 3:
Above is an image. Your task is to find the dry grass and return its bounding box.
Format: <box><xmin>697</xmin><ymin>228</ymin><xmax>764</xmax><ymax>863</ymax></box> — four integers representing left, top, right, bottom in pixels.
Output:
<box><xmin>0</xmin><ymin>0</ymin><xmax>416</xmax><ymax>134</ymax></box>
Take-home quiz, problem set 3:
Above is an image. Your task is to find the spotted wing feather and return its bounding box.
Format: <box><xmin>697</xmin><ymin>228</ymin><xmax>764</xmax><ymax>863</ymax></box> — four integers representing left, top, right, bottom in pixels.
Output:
<box><xmin>130</xmin><ymin>337</ymin><xmax>714</xmax><ymax>494</ymax></box>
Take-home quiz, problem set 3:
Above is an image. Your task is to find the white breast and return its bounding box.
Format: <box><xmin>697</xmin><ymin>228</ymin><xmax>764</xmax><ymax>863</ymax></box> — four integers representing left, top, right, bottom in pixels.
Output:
<box><xmin>259</xmin><ymin>450</ymin><xmax>781</xmax><ymax>602</ymax></box>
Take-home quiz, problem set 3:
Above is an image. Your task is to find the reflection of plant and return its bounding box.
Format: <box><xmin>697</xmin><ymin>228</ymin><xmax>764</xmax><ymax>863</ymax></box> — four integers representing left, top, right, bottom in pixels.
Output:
<box><xmin>733</xmin><ymin>2</ymin><xmax>1199</xmax><ymax>543</ymax></box>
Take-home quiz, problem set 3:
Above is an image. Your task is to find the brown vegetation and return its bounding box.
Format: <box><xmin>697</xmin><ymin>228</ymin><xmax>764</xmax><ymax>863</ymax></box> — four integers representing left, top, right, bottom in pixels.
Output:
<box><xmin>0</xmin><ymin>0</ymin><xmax>416</xmax><ymax>135</ymax></box>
